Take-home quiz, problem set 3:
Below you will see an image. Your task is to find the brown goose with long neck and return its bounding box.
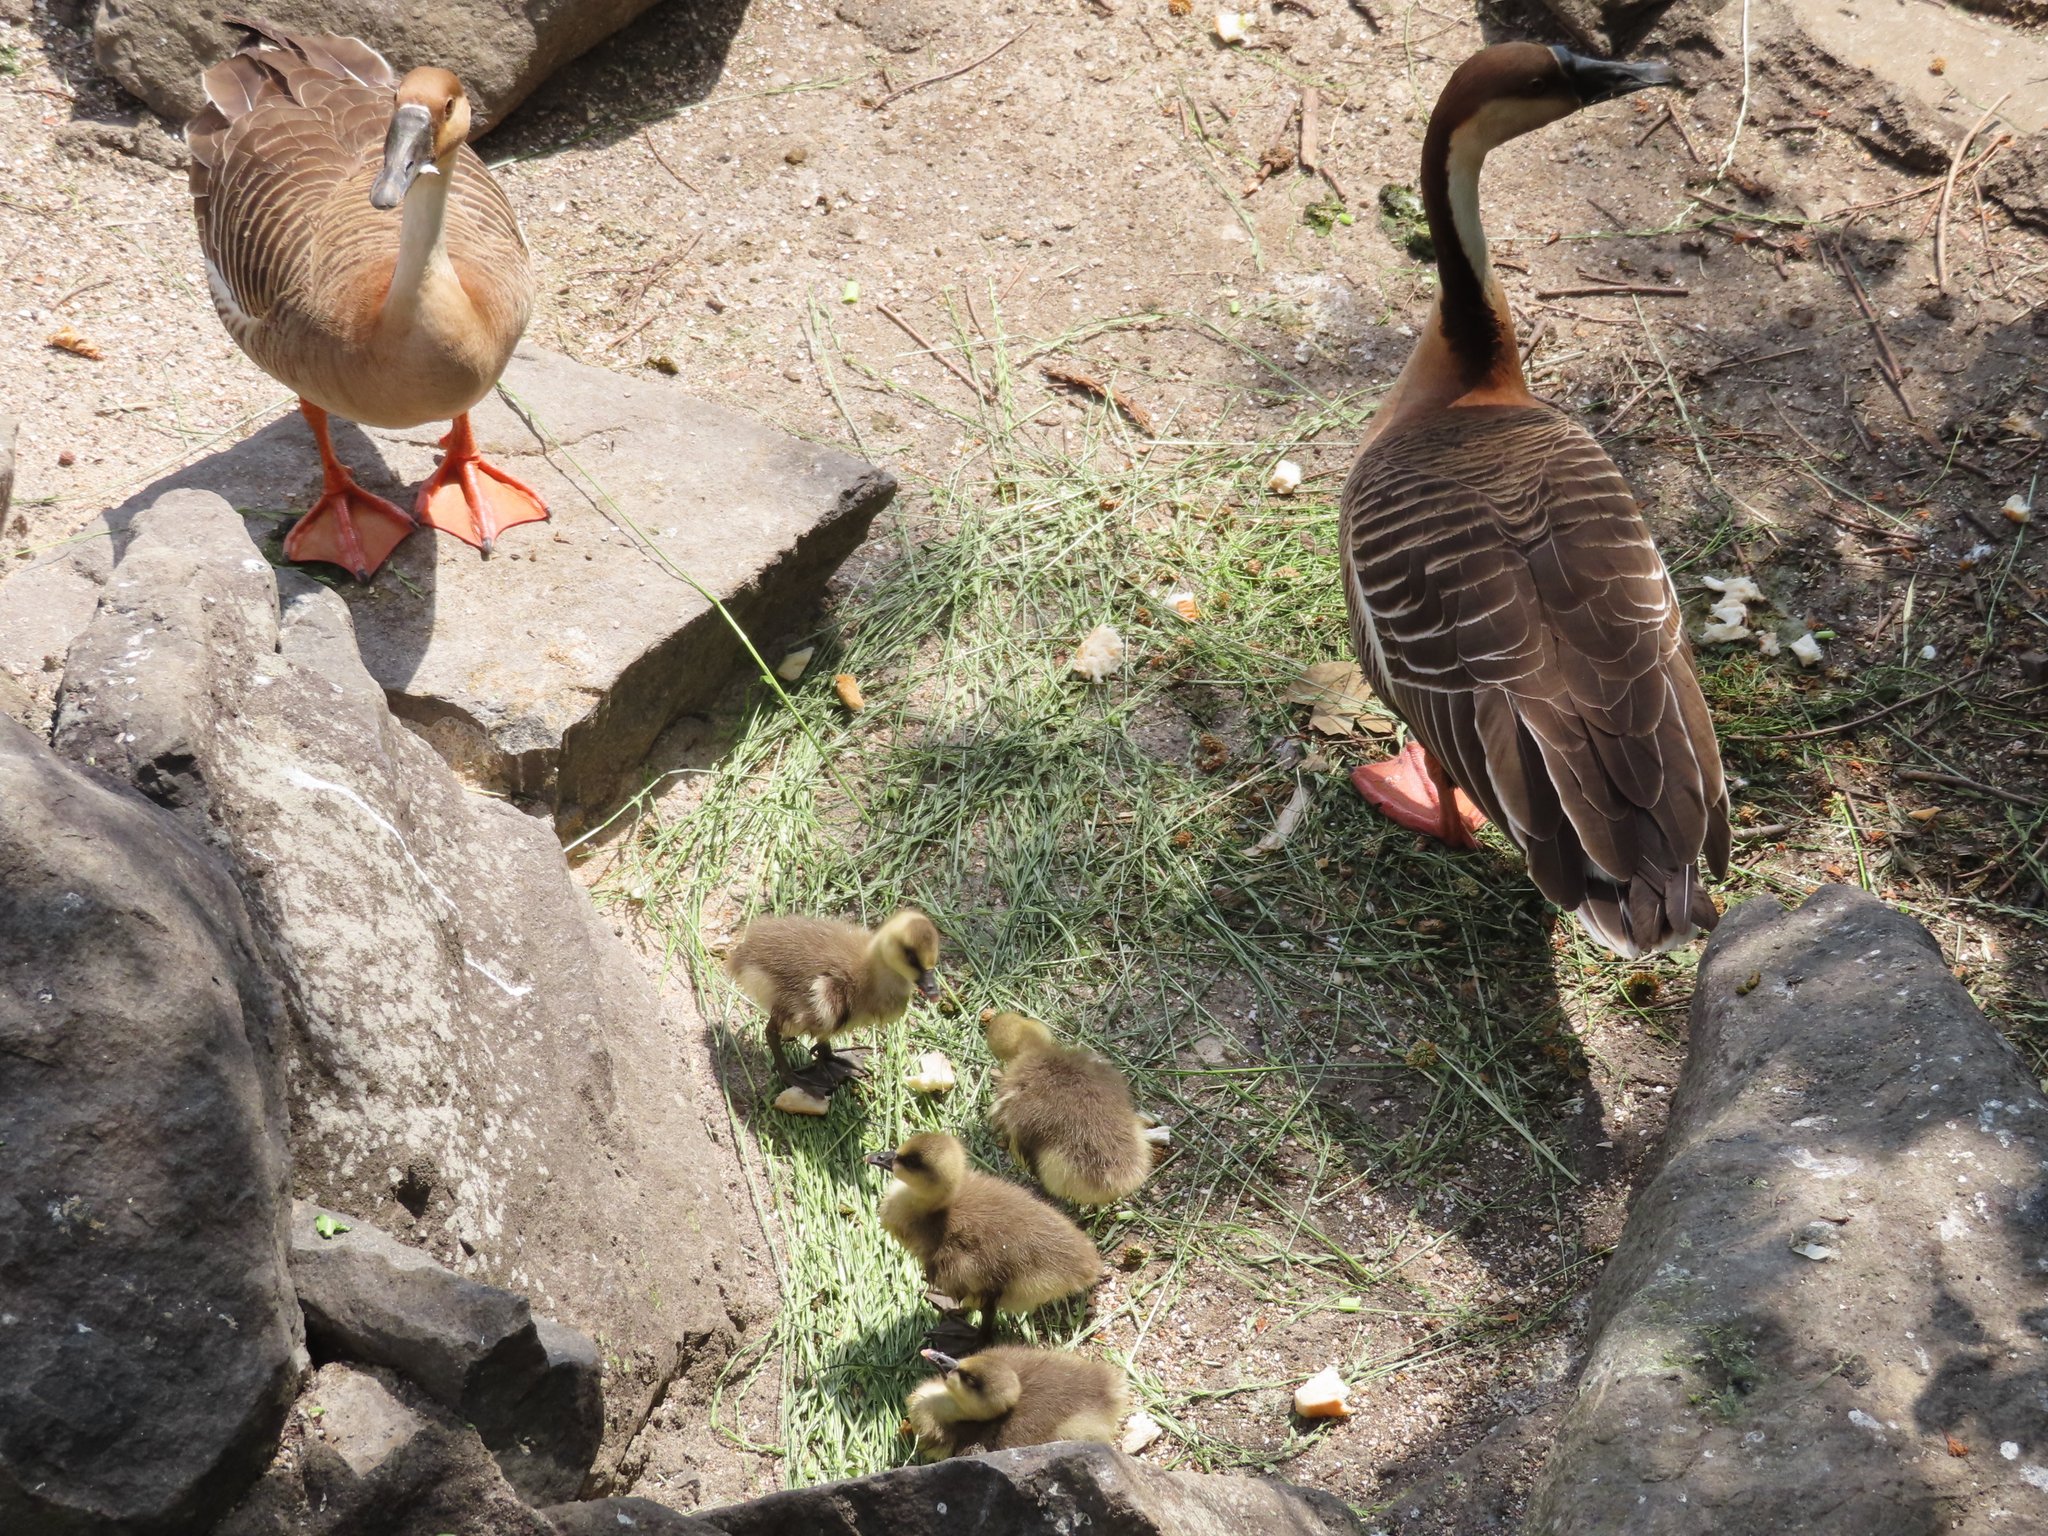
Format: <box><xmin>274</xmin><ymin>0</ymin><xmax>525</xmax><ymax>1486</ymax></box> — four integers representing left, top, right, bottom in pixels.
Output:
<box><xmin>187</xmin><ymin>17</ymin><xmax>545</xmax><ymax>581</ymax></box>
<box><xmin>1341</xmin><ymin>43</ymin><xmax>1729</xmax><ymax>958</ymax></box>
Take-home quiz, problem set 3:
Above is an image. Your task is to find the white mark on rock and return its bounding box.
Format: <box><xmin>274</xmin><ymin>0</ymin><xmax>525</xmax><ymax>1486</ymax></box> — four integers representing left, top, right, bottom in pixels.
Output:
<box><xmin>2003</xmin><ymin>1442</ymin><xmax>2020</xmax><ymax>1460</ymax></box>
<box><xmin>1787</xmin><ymin>1148</ymin><xmax>1862</xmax><ymax>1179</ymax></box>
<box><xmin>1849</xmin><ymin>1410</ymin><xmax>1885</xmax><ymax>1435</ymax></box>
<box><xmin>2024</xmin><ymin>1466</ymin><xmax>2048</xmax><ymax>1493</ymax></box>
<box><xmin>280</xmin><ymin>767</ymin><xmax>460</xmax><ymax>919</ymax></box>
<box><xmin>464</xmin><ymin>955</ymin><xmax>533</xmax><ymax>1001</ymax></box>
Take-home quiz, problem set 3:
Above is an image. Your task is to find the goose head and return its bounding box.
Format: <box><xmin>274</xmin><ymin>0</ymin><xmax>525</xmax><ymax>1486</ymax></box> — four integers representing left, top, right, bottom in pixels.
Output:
<box><xmin>918</xmin><ymin>1349</ymin><xmax>1023</xmax><ymax>1421</ymax></box>
<box><xmin>864</xmin><ymin>1132</ymin><xmax>968</xmax><ymax>1200</ymax></box>
<box><xmin>371</xmin><ymin>67</ymin><xmax>472</xmax><ymax>210</ymax></box>
<box><xmin>872</xmin><ymin>909</ymin><xmax>943</xmax><ymax>1000</ymax></box>
<box><xmin>1439</xmin><ymin>42</ymin><xmax>1674</xmax><ymax>153</ymax></box>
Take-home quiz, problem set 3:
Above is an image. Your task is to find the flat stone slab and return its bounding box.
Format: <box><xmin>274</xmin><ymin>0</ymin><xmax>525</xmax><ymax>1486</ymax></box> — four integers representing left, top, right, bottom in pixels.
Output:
<box><xmin>691</xmin><ymin>1441</ymin><xmax>1363</xmax><ymax>1535</ymax></box>
<box><xmin>0</xmin><ymin>345</ymin><xmax>894</xmax><ymax>834</ymax></box>
<box><xmin>1525</xmin><ymin>885</ymin><xmax>2048</xmax><ymax>1535</ymax></box>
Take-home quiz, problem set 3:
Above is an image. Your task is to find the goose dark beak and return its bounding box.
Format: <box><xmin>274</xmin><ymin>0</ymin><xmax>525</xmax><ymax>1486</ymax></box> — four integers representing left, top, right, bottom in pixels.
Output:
<box><xmin>864</xmin><ymin>1150</ymin><xmax>897</xmax><ymax>1171</ymax></box>
<box><xmin>920</xmin><ymin>1349</ymin><xmax>963</xmax><ymax>1371</ymax></box>
<box><xmin>1551</xmin><ymin>48</ymin><xmax>1676</xmax><ymax>105</ymax></box>
<box><xmin>915</xmin><ymin>970</ymin><xmax>941</xmax><ymax>1001</ymax></box>
<box><xmin>371</xmin><ymin>102</ymin><xmax>435</xmax><ymax>209</ymax></box>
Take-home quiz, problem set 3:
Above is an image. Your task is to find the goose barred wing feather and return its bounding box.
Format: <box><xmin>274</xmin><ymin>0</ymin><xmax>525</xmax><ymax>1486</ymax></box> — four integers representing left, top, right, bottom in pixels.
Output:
<box><xmin>188</xmin><ymin>27</ymin><xmax>396</xmax><ymax>333</ymax></box>
<box><xmin>185</xmin><ymin>22</ymin><xmax>527</xmax><ymax>358</ymax></box>
<box><xmin>1342</xmin><ymin>404</ymin><xmax>1729</xmax><ymax>956</ymax></box>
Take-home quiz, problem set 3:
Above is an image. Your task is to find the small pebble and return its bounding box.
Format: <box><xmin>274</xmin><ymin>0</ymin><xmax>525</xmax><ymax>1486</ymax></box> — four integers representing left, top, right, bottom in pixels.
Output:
<box><xmin>785</xmin><ymin>146</ymin><xmax>809</xmax><ymax>164</ymax></box>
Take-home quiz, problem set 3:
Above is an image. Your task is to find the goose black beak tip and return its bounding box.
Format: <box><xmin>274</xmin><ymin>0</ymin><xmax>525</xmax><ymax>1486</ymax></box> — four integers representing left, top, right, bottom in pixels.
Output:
<box><xmin>864</xmin><ymin>1150</ymin><xmax>896</xmax><ymax>1170</ymax></box>
<box><xmin>921</xmin><ymin>1348</ymin><xmax>962</xmax><ymax>1370</ymax></box>
<box><xmin>916</xmin><ymin>972</ymin><xmax>942</xmax><ymax>1001</ymax></box>
<box><xmin>1553</xmin><ymin>47</ymin><xmax>1677</xmax><ymax>103</ymax></box>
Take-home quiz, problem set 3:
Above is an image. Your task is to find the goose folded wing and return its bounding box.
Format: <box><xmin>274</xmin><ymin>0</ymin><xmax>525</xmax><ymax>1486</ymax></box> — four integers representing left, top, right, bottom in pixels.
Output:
<box><xmin>1345</xmin><ymin>406</ymin><xmax>1725</xmax><ymax>906</ymax></box>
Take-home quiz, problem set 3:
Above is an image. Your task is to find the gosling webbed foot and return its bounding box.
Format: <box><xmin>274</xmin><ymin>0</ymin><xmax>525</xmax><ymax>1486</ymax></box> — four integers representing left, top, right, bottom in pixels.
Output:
<box><xmin>922</xmin><ymin>1313</ymin><xmax>988</xmax><ymax>1355</ymax></box>
<box><xmin>783</xmin><ymin>1044</ymin><xmax>869</xmax><ymax>1095</ymax></box>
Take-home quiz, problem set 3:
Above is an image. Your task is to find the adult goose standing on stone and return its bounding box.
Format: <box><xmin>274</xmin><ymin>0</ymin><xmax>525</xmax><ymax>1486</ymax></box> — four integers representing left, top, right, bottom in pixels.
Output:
<box><xmin>1341</xmin><ymin>42</ymin><xmax>1729</xmax><ymax>958</ymax></box>
<box><xmin>188</xmin><ymin>18</ymin><xmax>545</xmax><ymax>580</ymax></box>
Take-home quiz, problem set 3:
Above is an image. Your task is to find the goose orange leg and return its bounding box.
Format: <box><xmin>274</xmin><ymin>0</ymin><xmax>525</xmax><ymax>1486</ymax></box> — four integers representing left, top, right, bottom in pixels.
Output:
<box><xmin>282</xmin><ymin>401</ymin><xmax>416</xmax><ymax>581</ymax></box>
<box><xmin>415</xmin><ymin>412</ymin><xmax>549</xmax><ymax>554</ymax></box>
<box><xmin>1351</xmin><ymin>740</ymin><xmax>1486</xmax><ymax>850</ymax></box>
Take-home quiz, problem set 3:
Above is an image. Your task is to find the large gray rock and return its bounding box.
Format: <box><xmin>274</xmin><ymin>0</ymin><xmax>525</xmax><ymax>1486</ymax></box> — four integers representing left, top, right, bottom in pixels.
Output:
<box><xmin>218</xmin><ymin>1363</ymin><xmax>555</xmax><ymax>1536</ymax></box>
<box><xmin>0</xmin><ymin>345</ymin><xmax>894</xmax><ymax>835</ymax></box>
<box><xmin>691</xmin><ymin>1441</ymin><xmax>1363</xmax><ymax>1535</ymax></box>
<box><xmin>291</xmin><ymin>1202</ymin><xmax>603</xmax><ymax>1505</ymax></box>
<box><xmin>0</xmin><ymin>717</ymin><xmax>299</xmax><ymax>1531</ymax></box>
<box><xmin>544</xmin><ymin>1497</ymin><xmax>721</xmax><ymax>1534</ymax></box>
<box><xmin>92</xmin><ymin>1</ymin><xmax>664</xmax><ymax>129</ymax></box>
<box><xmin>1525</xmin><ymin>885</ymin><xmax>2048</xmax><ymax>1534</ymax></box>
<box><xmin>49</xmin><ymin>490</ymin><xmax>760</xmax><ymax>1490</ymax></box>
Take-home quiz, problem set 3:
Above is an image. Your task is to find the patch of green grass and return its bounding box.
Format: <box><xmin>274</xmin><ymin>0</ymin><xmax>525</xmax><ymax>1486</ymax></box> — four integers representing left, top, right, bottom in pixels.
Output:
<box><xmin>1666</xmin><ymin>1322</ymin><xmax>1762</xmax><ymax>1421</ymax></box>
<box><xmin>611</xmin><ymin>301</ymin><xmax>1619</xmax><ymax>1485</ymax></box>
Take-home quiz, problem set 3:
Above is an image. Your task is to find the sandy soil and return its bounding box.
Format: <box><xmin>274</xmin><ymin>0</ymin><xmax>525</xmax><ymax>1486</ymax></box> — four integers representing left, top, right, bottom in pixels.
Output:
<box><xmin>3</xmin><ymin>0</ymin><xmax>2045</xmax><ymax>1521</ymax></box>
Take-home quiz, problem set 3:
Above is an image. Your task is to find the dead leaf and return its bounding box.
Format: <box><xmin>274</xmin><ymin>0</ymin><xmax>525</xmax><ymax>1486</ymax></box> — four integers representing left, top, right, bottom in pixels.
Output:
<box><xmin>1285</xmin><ymin>660</ymin><xmax>1389</xmax><ymax>736</ymax></box>
<box><xmin>47</xmin><ymin>327</ymin><xmax>103</xmax><ymax>361</ymax></box>
<box><xmin>1946</xmin><ymin>1435</ymin><xmax>1969</xmax><ymax>1457</ymax></box>
<box><xmin>833</xmin><ymin>673</ymin><xmax>866</xmax><ymax>711</ymax></box>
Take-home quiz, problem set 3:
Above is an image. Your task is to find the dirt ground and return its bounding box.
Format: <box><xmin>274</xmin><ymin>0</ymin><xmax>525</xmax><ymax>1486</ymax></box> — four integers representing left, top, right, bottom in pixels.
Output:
<box><xmin>4</xmin><ymin>0</ymin><xmax>2045</xmax><ymax>1522</ymax></box>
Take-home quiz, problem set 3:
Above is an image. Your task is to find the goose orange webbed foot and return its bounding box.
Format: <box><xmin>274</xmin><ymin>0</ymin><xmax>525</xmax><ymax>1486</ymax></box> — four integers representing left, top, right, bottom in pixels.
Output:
<box><xmin>1352</xmin><ymin>740</ymin><xmax>1486</xmax><ymax>850</ymax></box>
<box><xmin>284</xmin><ymin>399</ymin><xmax>415</xmax><ymax>581</ymax></box>
<box><xmin>284</xmin><ymin>479</ymin><xmax>415</xmax><ymax>582</ymax></box>
<box><xmin>415</xmin><ymin>411</ymin><xmax>548</xmax><ymax>554</ymax></box>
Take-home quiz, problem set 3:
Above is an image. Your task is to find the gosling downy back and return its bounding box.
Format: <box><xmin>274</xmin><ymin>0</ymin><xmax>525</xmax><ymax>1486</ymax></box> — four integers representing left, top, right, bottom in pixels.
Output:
<box><xmin>726</xmin><ymin>909</ymin><xmax>941</xmax><ymax>1043</ymax></box>
<box><xmin>984</xmin><ymin>1012</ymin><xmax>1153</xmax><ymax>1205</ymax></box>
<box><xmin>906</xmin><ymin>1345</ymin><xmax>1130</xmax><ymax>1458</ymax></box>
<box><xmin>868</xmin><ymin>1133</ymin><xmax>1100</xmax><ymax>1315</ymax></box>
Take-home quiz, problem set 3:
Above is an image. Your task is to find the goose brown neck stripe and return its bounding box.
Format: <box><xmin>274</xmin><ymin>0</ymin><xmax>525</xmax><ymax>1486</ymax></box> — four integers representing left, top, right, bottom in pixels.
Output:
<box><xmin>1419</xmin><ymin>97</ymin><xmax>1501</xmax><ymax>383</ymax></box>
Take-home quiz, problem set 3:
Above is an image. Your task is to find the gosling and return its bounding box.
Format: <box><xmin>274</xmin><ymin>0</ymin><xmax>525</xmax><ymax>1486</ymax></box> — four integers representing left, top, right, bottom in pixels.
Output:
<box><xmin>984</xmin><ymin>1011</ymin><xmax>1157</xmax><ymax>1205</ymax></box>
<box><xmin>865</xmin><ymin>1133</ymin><xmax>1100</xmax><ymax>1344</ymax></box>
<box><xmin>726</xmin><ymin>909</ymin><xmax>941</xmax><ymax>1097</ymax></box>
<box><xmin>905</xmin><ymin>1345</ymin><xmax>1130</xmax><ymax>1459</ymax></box>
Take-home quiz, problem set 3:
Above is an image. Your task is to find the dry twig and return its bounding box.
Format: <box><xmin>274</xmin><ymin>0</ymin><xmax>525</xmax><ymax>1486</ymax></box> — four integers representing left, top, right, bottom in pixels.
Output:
<box><xmin>872</xmin><ymin>22</ymin><xmax>1035</xmax><ymax>112</ymax></box>
<box><xmin>1299</xmin><ymin>87</ymin><xmax>1321</xmax><ymax>175</ymax></box>
<box><xmin>1825</xmin><ymin>240</ymin><xmax>1916</xmax><ymax>421</ymax></box>
<box><xmin>641</xmin><ymin>130</ymin><xmax>702</xmax><ymax>195</ymax></box>
<box><xmin>1535</xmin><ymin>282</ymin><xmax>1688</xmax><ymax>300</ymax></box>
<box><xmin>1896</xmin><ymin>767</ymin><xmax>2043</xmax><ymax>810</ymax></box>
<box><xmin>876</xmin><ymin>303</ymin><xmax>993</xmax><ymax>403</ymax></box>
<box><xmin>1934</xmin><ymin>93</ymin><xmax>2009</xmax><ymax>296</ymax></box>
<box><xmin>1042</xmin><ymin>361</ymin><xmax>1155</xmax><ymax>435</ymax></box>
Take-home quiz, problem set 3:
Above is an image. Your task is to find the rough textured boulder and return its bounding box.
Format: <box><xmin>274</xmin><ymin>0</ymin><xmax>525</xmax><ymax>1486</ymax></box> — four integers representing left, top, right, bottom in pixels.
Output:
<box><xmin>1526</xmin><ymin>885</ymin><xmax>2048</xmax><ymax>1534</ymax></box>
<box><xmin>1</xmin><ymin>346</ymin><xmax>895</xmax><ymax>834</ymax></box>
<box><xmin>0</xmin><ymin>718</ymin><xmax>300</xmax><ymax>1531</ymax></box>
<box><xmin>545</xmin><ymin>1497</ymin><xmax>722</xmax><ymax>1534</ymax></box>
<box><xmin>1987</xmin><ymin>132</ymin><xmax>2048</xmax><ymax>232</ymax></box>
<box><xmin>92</xmin><ymin>1</ymin><xmax>665</xmax><ymax>129</ymax></box>
<box><xmin>1527</xmin><ymin>0</ymin><xmax>1678</xmax><ymax>55</ymax></box>
<box><xmin>49</xmin><ymin>489</ymin><xmax>759</xmax><ymax>1489</ymax></box>
<box><xmin>218</xmin><ymin>1364</ymin><xmax>555</xmax><ymax>1536</ymax></box>
<box><xmin>691</xmin><ymin>1442</ymin><xmax>1363</xmax><ymax>1535</ymax></box>
<box><xmin>292</xmin><ymin>1203</ymin><xmax>603</xmax><ymax>1504</ymax></box>
<box><xmin>0</xmin><ymin>411</ymin><xmax>14</xmax><ymax>526</ymax></box>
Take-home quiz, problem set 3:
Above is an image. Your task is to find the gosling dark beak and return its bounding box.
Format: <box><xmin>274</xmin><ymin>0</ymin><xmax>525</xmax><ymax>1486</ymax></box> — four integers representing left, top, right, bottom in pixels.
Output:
<box><xmin>915</xmin><ymin>970</ymin><xmax>941</xmax><ymax>1002</ymax></box>
<box><xmin>864</xmin><ymin>1151</ymin><xmax>897</xmax><ymax>1171</ymax></box>
<box><xmin>920</xmin><ymin>1349</ymin><xmax>962</xmax><ymax>1372</ymax></box>
<box><xmin>1550</xmin><ymin>47</ymin><xmax>1676</xmax><ymax>105</ymax></box>
<box><xmin>370</xmin><ymin>102</ymin><xmax>435</xmax><ymax>210</ymax></box>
